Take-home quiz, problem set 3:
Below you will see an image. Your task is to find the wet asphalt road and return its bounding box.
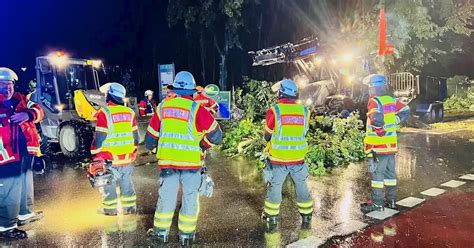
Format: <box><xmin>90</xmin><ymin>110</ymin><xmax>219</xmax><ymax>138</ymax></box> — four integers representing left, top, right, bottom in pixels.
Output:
<box><xmin>1</xmin><ymin>130</ymin><xmax>473</xmax><ymax>247</ymax></box>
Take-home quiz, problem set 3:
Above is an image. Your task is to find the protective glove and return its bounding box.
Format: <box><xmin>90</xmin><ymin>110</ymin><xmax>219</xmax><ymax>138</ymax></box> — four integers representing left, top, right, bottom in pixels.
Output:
<box><xmin>199</xmin><ymin>167</ymin><xmax>215</xmax><ymax>198</ymax></box>
<box><xmin>32</xmin><ymin>156</ymin><xmax>46</xmax><ymax>175</ymax></box>
<box><xmin>93</xmin><ymin>154</ymin><xmax>105</xmax><ymax>162</ymax></box>
<box><xmin>395</xmin><ymin>115</ymin><xmax>401</xmax><ymax>125</ymax></box>
<box><xmin>368</xmin><ymin>159</ymin><xmax>378</xmax><ymax>173</ymax></box>
<box><xmin>371</xmin><ymin>112</ymin><xmax>385</xmax><ymax>127</ymax></box>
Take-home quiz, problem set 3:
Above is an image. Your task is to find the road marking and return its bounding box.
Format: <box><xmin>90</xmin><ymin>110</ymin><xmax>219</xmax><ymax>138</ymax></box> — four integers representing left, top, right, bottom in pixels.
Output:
<box><xmin>329</xmin><ymin>220</ymin><xmax>368</xmax><ymax>236</ymax></box>
<box><xmin>441</xmin><ymin>180</ymin><xmax>466</xmax><ymax>188</ymax></box>
<box><xmin>401</xmin><ymin>129</ymin><xmax>469</xmax><ymax>135</ymax></box>
<box><xmin>286</xmin><ymin>235</ymin><xmax>326</xmax><ymax>248</ymax></box>
<box><xmin>459</xmin><ymin>174</ymin><xmax>474</xmax><ymax>181</ymax></box>
<box><xmin>366</xmin><ymin>208</ymin><xmax>399</xmax><ymax>220</ymax></box>
<box><xmin>396</xmin><ymin>197</ymin><xmax>425</xmax><ymax>208</ymax></box>
<box><xmin>421</xmin><ymin>187</ymin><xmax>446</xmax><ymax>197</ymax></box>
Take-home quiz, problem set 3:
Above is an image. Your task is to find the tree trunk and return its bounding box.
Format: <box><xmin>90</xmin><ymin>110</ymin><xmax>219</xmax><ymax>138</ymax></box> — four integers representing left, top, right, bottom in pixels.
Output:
<box><xmin>219</xmin><ymin>54</ymin><xmax>227</xmax><ymax>91</ymax></box>
<box><xmin>257</xmin><ymin>11</ymin><xmax>263</xmax><ymax>49</ymax></box>
<box><xmin>214</xmin><ymin>33</ymin><xmax>228</xmax><ymax>91</ymax></box>
<box><xmin>200</xmin><ymin>31</ymin><xmax>206</xmax><ymax>82</ymax></box>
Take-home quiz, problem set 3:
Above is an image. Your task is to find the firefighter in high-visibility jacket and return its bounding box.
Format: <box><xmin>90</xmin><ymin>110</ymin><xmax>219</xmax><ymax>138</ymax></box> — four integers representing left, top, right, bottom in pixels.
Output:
<box><xmin>193</xmin><ymin>86</ymin><xmax>219</xmax><ymax>114</ymax></box>
<box><xmin>145</xmin><ymin>71</ymin><xmax>222</xmax><ymax>245</ymax></box>
<box><xmin>262</xmin><ymin>79</ymin><xmax>313</xmax><ymax>233</ymax></box>
<box><xmin>361</xmin><ymin>74</ymin><xmax>410</xmax><ymax>212</ymax></box>
<box><xmin>0</xmin><ymin>68</ymin><xmax>44</xmax><ymax>240</ymax></box>
<box><xmin>91</xmin><ymin>82</ymin><xmax>139</xmax><ymax>215</ymax></box>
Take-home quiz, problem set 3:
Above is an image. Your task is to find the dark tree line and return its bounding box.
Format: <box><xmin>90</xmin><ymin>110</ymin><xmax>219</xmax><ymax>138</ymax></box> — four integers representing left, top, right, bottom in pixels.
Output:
<box><xmin>96</xmin><ymin>0</ymin><xmax>473</xmax><ymax>96</ymax></box>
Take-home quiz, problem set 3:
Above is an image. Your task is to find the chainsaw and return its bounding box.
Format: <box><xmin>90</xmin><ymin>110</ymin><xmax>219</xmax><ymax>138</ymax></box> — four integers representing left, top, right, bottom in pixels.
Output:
<box><xmin>86</xmin><ymin>159</ymin><xmax>114</xmax><ymax>188</ymax></box>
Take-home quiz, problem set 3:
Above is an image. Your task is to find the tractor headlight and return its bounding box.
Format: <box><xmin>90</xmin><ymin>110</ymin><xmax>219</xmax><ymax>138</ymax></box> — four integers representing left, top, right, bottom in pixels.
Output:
<box><xmin>54</xmin><ymin>103</ymin><xmax>65</xmax><ymax>112</ymax></box>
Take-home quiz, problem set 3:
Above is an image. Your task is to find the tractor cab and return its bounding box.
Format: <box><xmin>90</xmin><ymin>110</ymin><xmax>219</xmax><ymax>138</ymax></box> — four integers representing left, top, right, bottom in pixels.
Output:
<box><xmin>35</xmin><ymin>54</ymin><xmax>105</xmax><ymax>117</ymax></box>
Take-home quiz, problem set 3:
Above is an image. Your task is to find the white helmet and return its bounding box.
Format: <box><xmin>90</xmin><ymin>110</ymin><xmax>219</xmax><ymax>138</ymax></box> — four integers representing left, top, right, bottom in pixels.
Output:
<box><xmin>107</xmin><ymin>82</ymin><xmax>126</xmax><ymax>99</ymax></box>
<box><xmin>0</xmin><ymin>67</ymin><xmax>18</xmax><ymax>82</ymax></box>
<box><xmin>145</xmin><ymin>90</ymin><xmax>154</xmax><ymax>97</ymax></box>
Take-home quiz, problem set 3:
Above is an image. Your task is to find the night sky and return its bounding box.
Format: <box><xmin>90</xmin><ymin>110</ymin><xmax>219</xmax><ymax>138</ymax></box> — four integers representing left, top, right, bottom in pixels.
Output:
<box><xmin>1</xmin><ymin>0</ymin><xmax>172</xmax><ymax>82</ymax></box>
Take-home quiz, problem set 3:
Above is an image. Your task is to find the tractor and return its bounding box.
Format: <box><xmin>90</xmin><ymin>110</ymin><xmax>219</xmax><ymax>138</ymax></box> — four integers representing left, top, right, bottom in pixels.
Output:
<box><xmin>33</xmin><ymin>52</ymin><xmax>149</xmax><ymax>159</ymax></box>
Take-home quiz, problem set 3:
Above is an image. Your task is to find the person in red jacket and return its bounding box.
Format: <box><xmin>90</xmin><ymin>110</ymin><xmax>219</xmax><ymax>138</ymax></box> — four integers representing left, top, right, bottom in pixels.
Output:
<box><xmin>0</xmin><ymin>67</ymin><xmax>44</xmax><ymax>240</ymax></box>
<box><xmin>139</xmin><ymin>90</ymin><xmax>157</xmax><ymax>117</ymax></box>
<box><xmin>193</xmin><ymin>86</ymin><xmax>219</xmax><ymax>114</ymax></box>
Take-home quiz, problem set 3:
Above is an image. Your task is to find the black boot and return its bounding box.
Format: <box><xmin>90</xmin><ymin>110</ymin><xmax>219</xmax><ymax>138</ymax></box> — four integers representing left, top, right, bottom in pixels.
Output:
<box><xmin>0</xmin><ymin>228</ymin><xmax>28</xmax><ymax>241</ymax></box>
<box><xmin>301</xmin><ymin>214</ymin><xmax>312</xmax><ymax>230</ymax></box>
<box><xmin>18</xmin><ymin>211</ymin><xmax>44</xmax><ymax>226</ymax></box>
<box><xmin>385</xmin><ymin>199</ymin><xmax>397</xmax><ymax>209</ymax></box>
<box><xmin>147</xmin><ymin>228</ymin><xmax>169</xmax><ymax>243</ymax></box>
<box><xmin>360</xmin><ymin>202</ymin><xmax>384</xmax><ymax>213</ymax></box>
<box><xmin>264</xmin><ymin>215</ymin><xmax>278</xmax><ymax>233</ymax></box>
<box><xmin>179</xmin><ymin>232</ymin><xmax>195</xmax><ymax>246</ymax></box>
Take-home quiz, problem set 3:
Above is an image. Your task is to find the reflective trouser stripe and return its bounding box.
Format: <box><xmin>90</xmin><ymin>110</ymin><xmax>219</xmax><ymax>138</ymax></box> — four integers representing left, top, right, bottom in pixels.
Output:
<box><xmin>264</xmin><ymin>201</ymin><xmax>281</xmax><ymax>216</ymax></box>
<box><xmin>371</xmin><ymin>181</ymin><xmax>384</xmax><ymax>188</ymax></box>
<box><xmin>297</xmin><ymin>201</ymin><xmax>313</xmax><ymax>215</ymax></box>
<box><xmin>178</xmin><ymin>214</ymin><xmax>198</xmax><ymax>233</ymax></box>
<box><xmin>384</xmin><ymin>179</ymin><xmax>397</xmax><ymax>186</ymax></box>
<box><xmin>121</xmin><ymin>195</ymin><xmax>137</xmax><ymax>208</ymax></box>
<box><xmin>103</xmin><ymin>199</ymin><xmax>118</xmax><ymax>209</ymax></box>
<box><xmin>154</xmin><ymin>212</ymin><xmax>174</xmax><ymax>229</ymax></box>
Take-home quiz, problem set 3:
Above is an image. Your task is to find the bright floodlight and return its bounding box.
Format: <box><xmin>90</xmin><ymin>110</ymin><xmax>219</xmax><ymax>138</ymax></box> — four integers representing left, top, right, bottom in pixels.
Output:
<box><xmin>313</xmin><ymin>57</ymin><xmax>323</xmax><ymax>66</ymax></box>
<box><xmin>341</xmin><ymin>53</ymin><xmax>354</xmax><ymax>62</ymax></box>
<box><xmin>347</xmin><ymin>75</ymin><xmax>355</xmax><ymax>83</ymax></box>
<box><xmin>49</xmin><ymin>52</ymin><xmax>68</xmax><ymax>68</ymax></box>
<box><xmin>92</xmin><ymin>60</ymin><xmax>102</xmax><ymax>68</ymax></box>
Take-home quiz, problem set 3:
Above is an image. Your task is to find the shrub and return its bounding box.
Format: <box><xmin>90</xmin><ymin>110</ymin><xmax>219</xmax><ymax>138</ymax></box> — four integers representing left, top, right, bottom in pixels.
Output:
<box><xmin>444</xmin><ymin>95</ymin><xmax>474</xmax><ymax>112</ymax></box>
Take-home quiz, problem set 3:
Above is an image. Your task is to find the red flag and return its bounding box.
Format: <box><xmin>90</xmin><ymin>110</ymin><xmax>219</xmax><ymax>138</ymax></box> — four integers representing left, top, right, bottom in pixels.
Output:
<box><xmin>378</xmin><ymin>8</ymin><xmax>386</xmax><ymax>56</ymax></box>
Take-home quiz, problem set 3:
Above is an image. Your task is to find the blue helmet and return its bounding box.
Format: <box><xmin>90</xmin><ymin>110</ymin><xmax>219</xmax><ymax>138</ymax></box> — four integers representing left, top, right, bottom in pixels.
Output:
<box><xmin>173</xmin><ymin>71</ymin><xmax>196</xmax><ymax>90</ymax></box>
<box><xmin>369</xmin><ymin>74</ymin><xmax>386</xmax><ymax>87</ymax></box>
<box><xmin>107</xmin><ymin>82</ymin><xmax>126</xmax><ymax>99</ymax></box>
<box><xmin>172</xmin><ymin>71</ymin><xmax>197</xmax><ymax>95</ymax></box>
<box><xmin>279</xmin><ymin>79</ymin><xmax>298</xmax><ymax>97</ymax></box>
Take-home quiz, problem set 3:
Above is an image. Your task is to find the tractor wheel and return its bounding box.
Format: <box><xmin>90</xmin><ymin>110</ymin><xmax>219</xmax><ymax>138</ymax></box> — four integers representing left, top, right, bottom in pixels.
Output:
<box><xmin>59</xmin><ymin>121</ymin><xmax>93</xmax><ymax>160</ymax></box>
<box><xmin>423</xmin><ymin>107</ymin><xmax>437</xmax><ymax>124</ymax></box>
<box><xmin>435</xmin><ymin>106</ymin><xmax>444</xmax><ymax>123</ymax></box>
<box><xmin>38</xmin><ymin>125</ymin><xmax>59</xmax><ymax>155</ymax></box>
<box><xmin>326</xmin><ymin>99</ymin><xmax>344</xmax><ymax>116</ymax></box>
